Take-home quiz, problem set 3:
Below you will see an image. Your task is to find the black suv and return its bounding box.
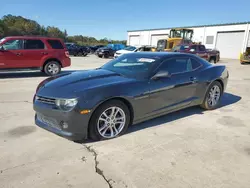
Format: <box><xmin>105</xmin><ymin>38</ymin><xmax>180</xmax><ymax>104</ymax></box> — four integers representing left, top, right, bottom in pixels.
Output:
<box><xmin>95</xmin><ymin>47</ymin><xmax>116</xmax><ymax>58</ymax></box>
<box><xmin>66</xmin><ymin>44</ymin><xmax>88</xmax><ymax>56</ymax></box>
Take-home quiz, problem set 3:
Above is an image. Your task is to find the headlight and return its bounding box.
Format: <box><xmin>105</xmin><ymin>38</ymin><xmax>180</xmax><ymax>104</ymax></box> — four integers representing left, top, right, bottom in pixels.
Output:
<box><xmin>55</xmin><ymin>98</ymin><xmax>78</xmax><ymax>111</ymax></box>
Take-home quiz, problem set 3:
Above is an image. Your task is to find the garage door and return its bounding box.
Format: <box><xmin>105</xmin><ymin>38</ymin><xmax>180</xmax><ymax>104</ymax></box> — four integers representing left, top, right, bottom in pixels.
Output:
<box><xmin>129</xmin><ymin>35</ymin><xmax>140</xmax><ymax>46</ymax></box>
<box><xmin>150</xmin><ymin>34</ymin><xmax>168</xmax><ymax>47</ymax></box>
<box><xmin>215</xmin><ymin>31</ymin><xmax>244</xmax><ymax>59</ymax></box>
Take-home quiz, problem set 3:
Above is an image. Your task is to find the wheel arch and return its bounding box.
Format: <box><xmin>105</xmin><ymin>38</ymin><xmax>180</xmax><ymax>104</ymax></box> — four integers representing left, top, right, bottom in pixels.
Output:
<box><xmin>88</xmin><ymin>97</ymin><xmax>134</xmax><ymax>134</ymax></box>
<box><xmin>215</xmin><ymin>79</ymin><xmax>224</xmax><ymax>92</ymax></box>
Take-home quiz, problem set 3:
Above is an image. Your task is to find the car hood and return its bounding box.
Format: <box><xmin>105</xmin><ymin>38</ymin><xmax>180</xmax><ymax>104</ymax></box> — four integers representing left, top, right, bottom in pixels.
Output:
<box><xmin>37</xmin><ymin>69</ymin><xmax>135</xmax><ymax>97</ymax></box>
<box><xmin>116</xmin><ymin>49</ymin><xmax>134</xmax><ymax>54</ymax></box>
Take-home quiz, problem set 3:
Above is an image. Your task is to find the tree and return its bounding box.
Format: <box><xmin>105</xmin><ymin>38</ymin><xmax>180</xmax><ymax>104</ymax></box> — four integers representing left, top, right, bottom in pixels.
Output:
<box><xmin>46</xmin><ymin>26</ymin><xmax>65</xmax><ymax>39</ymax></box>
<box><xmin>1</xmin><ymin>14</ymin><xmax>41</xmax><ymax>36</ymax></box>
<box><xmin>0</xmin><ymin>20</ymin><xmax>7</xmax><ymax>38</ymax></box>
<box><xmin>0</xmin><ymin>14</ymin><xmax>127</xmax><ymax>45</ymax></box>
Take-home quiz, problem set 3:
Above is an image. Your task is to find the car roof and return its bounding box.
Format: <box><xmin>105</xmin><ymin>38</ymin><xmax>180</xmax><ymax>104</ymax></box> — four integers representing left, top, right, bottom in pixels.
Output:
<box><xmin>4</xmin><ymin>36</ymin><xmax>62</xmax><ymax>40</ymax></box>
<box><xmin>132</xmin><ymin>52</ymin><xmax>198</xmax><ymax>58</ymax></box>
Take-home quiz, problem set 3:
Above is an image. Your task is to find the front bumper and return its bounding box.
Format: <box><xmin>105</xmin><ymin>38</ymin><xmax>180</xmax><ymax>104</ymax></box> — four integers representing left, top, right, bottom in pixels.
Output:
<box><xmin>33</xmin><ymin>101</ymin><xmax>91</xmax><ymax>141</ymax></box>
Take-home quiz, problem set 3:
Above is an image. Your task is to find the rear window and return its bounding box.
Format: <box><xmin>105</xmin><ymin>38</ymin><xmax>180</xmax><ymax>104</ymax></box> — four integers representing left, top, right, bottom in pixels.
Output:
<box><xmin>47</xmin><ymin>40</ymin><xmax>64</xmax><ymax>49</ymax></box>
<box><xmin>199</xmin><ymin>45</ymin><xmax>206</xmax><ymax>51</ymax></box>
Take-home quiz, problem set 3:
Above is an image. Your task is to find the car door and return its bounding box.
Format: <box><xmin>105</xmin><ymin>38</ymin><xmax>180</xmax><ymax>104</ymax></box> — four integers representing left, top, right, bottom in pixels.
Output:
<box><xmin>148</xmin><ymin>57</ymin><xmax>199</xmax><ymax>115</ymax></box>
<box><xmin>22</xmin><ymin>39</ymin><xmax>47</xmax><ymax>68</ymax></box>
<box><xmin>0</xmin><ymin>39</ymin><xmax>25</xmax><ymax>68</ymax></box>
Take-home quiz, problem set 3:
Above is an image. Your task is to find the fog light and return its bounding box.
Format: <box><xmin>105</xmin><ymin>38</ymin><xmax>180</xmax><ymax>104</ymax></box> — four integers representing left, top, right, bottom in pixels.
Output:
<box><xmin>60</xmin><ymin>121</ymin><xmax>68</xmax><ymax>129</ymax></box>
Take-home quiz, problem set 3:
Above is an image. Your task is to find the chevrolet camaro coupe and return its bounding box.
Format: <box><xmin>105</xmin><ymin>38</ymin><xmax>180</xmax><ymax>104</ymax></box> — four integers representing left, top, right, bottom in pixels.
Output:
<box><xmin>33</xmin><ymin>52</ymin><xmax>229</xmax><ymax>141</ymax></box>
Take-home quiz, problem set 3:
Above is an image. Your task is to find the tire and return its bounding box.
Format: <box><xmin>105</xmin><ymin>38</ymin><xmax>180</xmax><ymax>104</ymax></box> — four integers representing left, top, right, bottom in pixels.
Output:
<box><xmin>89</xmin><ymin>100</ymin><xmax>130</xmax><ymax>141</ymax></box>
<box><xmin>200</xmin><ymin>81</ymin><xmax>222</xmax><ymax>110</ymax></box>
<box><xmin>78</xmin><ymin>51</ymin><xmax>83</xmax><ymax>56</ymax></box>
<box><xmin>209</xmin><ymin>58</ymin><xmax>216</xmax><ymax>64</ymax></box>
<box><xmin>44</xmin><ymin>61</ymin><xmax>61</xmax><ymax>76</ymax></box>
<box><xmin>83</xmin><ymin>53</ymin><xmax>87</xmax><ymax>57</ymax></box>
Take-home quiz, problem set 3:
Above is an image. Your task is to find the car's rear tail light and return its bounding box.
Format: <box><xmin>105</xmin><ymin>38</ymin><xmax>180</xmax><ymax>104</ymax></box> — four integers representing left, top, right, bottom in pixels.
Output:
<box><xmin>65</xmin><ymin>51</ymin><xmax>70</xmax><ymax>57</ymax></box>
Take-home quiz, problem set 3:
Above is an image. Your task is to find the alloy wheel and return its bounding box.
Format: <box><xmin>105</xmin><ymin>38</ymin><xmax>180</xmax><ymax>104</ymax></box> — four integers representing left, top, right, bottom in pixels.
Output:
<box><xmin>207</xmin><ymin>85</ymin><xmax>221</xmax><ymax>107</ymax></box>
<box><xmin>97</xmin><ymin>107</ymin><xmax>126</xmax><ymax>138</ymax></box>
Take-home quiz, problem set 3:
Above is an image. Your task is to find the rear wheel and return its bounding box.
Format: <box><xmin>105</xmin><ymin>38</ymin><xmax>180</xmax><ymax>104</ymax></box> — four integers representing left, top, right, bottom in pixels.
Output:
<box><xmin>89</xmin><ymin>100</ymin><xmax>130</xmax><ymax>141</ymax></box>
<box><xmin>44</xmin><ymin>61</ymin><xmax>61</xmax><ymax>76</ymax></box>
<box><xmin>200</xmin><ymin>81</ymin><xmax>222</xmax><ymax>110</ymax></box>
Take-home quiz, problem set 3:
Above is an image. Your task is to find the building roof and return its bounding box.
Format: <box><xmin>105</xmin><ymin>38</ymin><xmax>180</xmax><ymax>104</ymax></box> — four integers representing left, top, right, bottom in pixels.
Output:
<box><xmin>127</xmin><ymin>21</ymin><xmax>250</xmax><ymax>32</ymax></box>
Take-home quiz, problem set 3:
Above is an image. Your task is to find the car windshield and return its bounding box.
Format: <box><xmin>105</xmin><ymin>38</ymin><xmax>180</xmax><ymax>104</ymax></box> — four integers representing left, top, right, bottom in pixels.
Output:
<box><xmin>124</xmin><ymin>46</ymin><xmax>136</xmax><ymax>51</ymax></box>
<box><xmin>101</xmin><ymin>53</ymin><xmax>163</xmax><ymax>79</ymax></box>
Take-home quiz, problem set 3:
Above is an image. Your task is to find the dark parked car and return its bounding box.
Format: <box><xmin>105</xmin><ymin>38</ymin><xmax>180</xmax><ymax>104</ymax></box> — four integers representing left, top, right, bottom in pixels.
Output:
<box><xmin>0</xmin><ymin>36</ymin><xmax>71</xmax><ymax>76</ymax></box>
<box><xmin>89</xmin><ymin>45</ymin><xmax>105</xmax><ymax>53</ymax></box>
<box><xmin>33</xmin><ymin>52</ymin><xmax>229</xmax><ymax>141</ymax></box>
<box><xmin>172</xmin><ymin>44</ymin><xmax>220</xmax><ymax>63</ymax></box>
<box><xmin>66</xmin><ymin>44</ymin><xmax>88</xmax><ymax>56</ymax></box>
<box><xmin>95</xmin><ymin>47</ymin><xmax>116</xmax><ymax>58</ymax></box>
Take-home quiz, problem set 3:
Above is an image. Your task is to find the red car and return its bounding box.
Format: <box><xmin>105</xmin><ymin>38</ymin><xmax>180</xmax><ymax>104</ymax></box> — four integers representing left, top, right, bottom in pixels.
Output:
<box><xmin>0</xmin><ymin>36</ymin><xmax>71</xmax><ymax>76</ymax></box>
<box><xmin>172</xmin><ymin>44</ymin><xmax>220</xmax><ymax>64</ymax></box>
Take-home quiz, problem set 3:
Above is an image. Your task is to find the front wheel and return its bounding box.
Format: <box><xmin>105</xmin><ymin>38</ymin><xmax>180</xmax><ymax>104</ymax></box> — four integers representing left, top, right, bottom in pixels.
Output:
<box><xmin>44</xmin><ymin>61</ymin><xmax>61</xmax><ymax>76</ymax></box>
<box><xmin>89</xmin><ymin>100</ymin><xmax>130</xmax><ymax>141</ymax></box>
<box><xmin>209</xmin><ymin>58</ymin><xmax>216</xmax><ymax>64</ymax></box>
<box><xmin>77</xmin><ymin>51</ymin><xmax>83</xmax><ymax>56</ymax></box>
<box><xmin>200</xmin><ymin>81</ymin><xmax>222</xmax><ymax>110</ymax></box>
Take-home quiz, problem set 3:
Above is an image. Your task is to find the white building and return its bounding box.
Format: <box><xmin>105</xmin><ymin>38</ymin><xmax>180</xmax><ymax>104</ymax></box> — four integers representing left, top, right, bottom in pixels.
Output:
<box><xmin>127</xmin><ymin>22</ymin><xmax>250</xmax><ymax>59</ymax></box>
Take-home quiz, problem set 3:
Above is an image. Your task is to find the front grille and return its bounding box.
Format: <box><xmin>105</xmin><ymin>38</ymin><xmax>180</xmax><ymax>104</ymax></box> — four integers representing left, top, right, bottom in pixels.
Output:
<box><xmin>36</xmin><ymin>95</ymin><xmax>56</xmax><ymax>105</ymax></box>
<box><xmin>37</xmin><ymin>113</ymin><xmax>61</xmax><ymax>130</ymax></box>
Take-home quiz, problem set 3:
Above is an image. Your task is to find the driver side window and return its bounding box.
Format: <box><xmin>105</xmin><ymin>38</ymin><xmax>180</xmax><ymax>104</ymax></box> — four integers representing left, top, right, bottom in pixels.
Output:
<box><xmin>158</xmin><ymin>58</ymin><xmax>192</xmax><ymax>75</ymax></box>
<box><xmin>2</xmin><ymin>39</ymin><xmax>23</xmax><ymax>50</ymax></box>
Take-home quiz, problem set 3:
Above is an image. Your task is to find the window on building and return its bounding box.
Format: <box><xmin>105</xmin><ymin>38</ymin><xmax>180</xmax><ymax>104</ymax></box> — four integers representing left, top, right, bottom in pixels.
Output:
<box><xmin>206</xmin><ymin>36</ymin><xmax>214</xmax><ymax>44</ymax></box>
<box><xmin>24</xmin><ymin>40</ymin><xmax>45</xmax><ymax>49</ymax></box>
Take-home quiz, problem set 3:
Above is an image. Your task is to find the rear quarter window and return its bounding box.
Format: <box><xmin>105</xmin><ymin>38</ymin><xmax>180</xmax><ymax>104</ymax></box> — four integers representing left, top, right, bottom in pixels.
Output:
<box><xmin>47</xmin><ymin>40</ymin><xmax>64</xmax><ymax>49</ymax></box>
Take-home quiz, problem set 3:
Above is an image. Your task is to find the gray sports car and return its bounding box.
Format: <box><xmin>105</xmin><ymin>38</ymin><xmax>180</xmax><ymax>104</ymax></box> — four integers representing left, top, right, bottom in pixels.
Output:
<box><xmin>33</xmin><ymin>52</ymin><xmax>229</xmax><ymax>141</ymax></box>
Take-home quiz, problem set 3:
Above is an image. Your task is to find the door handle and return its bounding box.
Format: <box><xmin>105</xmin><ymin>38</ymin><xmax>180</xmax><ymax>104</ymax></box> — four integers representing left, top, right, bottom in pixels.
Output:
<box><xmin>15</xmin><ymin>52</ymin><xmax>22</xmax><ymax>56</ymax></box>
<box><xmin>41</xmin><ymin>52</ymin><xmax>48</xmax><ymax>55</ymax></box>
<box><xmin>190</xmin><ymin>77</ymin><xmax>198</xmax><ymax>83</ymax></box>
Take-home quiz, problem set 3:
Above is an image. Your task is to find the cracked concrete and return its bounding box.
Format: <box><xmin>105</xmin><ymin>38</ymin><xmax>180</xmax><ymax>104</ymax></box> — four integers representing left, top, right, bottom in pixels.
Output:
<box><xmin>1</xmin><ymin>56</ymin><xmax>250</xmax><ymax>188</ymax></box>
<box><xmin>83</xmin><ymin>145</ymin><xmax>114</xmax><ymax>188</ymax></box>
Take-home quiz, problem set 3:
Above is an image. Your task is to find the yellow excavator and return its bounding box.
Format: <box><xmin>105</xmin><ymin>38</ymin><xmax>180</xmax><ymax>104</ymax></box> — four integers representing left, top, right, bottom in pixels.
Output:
<box><xmin>156</xmin><ymin>28</ymin><xmax>194</xmax><ymax>51</ymax></box>
<box><xmin>240</xmin><ymin>47</ymin><xmax>250</xmax><ymax>64</ymax></box>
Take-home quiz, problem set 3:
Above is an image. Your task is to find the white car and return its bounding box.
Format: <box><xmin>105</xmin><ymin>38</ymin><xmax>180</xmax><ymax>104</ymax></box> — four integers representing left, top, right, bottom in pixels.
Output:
<box><xmin>114</xmin><ymin>46</ymin><xmax>156</xmax><ymax>58</ymax></box>
<box><xmin>114</xmin><ymin>46</ymin><xmax>137</xmax><ymax>58</ymax></box>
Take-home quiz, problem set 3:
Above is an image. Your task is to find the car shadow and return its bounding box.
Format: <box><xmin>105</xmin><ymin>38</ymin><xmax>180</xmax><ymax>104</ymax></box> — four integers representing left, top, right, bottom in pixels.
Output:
<box><xmin>78</xmin><ymin>92</ymin><xmax>241</xmax><ymax>144</ymax></box>
<box><xmin>0</xmin><ymin>70</ymin><xmax>78</xmax><ymax>79</ymax></box>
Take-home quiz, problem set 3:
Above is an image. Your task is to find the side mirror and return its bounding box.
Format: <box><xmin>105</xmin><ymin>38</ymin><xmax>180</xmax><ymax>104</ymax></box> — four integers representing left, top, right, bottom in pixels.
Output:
<box><xmin>152</xmin><ymin>70</ymin><xmax>170</xmax><ymax>80</ymax></box>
